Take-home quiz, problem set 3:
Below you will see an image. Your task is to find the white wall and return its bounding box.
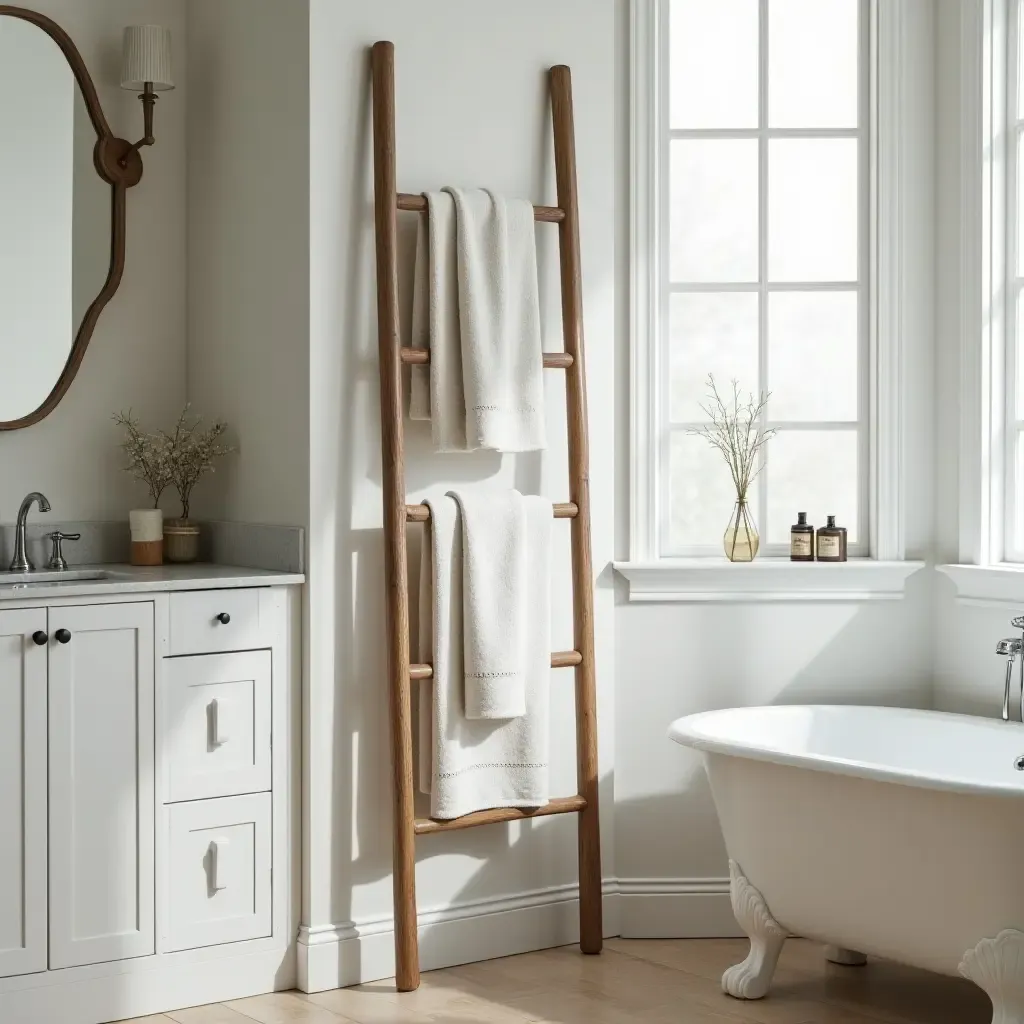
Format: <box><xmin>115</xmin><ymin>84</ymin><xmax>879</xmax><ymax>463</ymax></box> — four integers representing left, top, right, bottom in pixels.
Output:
<box><xmin>612</xmin><ymin>0</ymin><xmax>939</xmax><ymax>935</ymax></box>
<box><xmin>304</xmin><ymin>0</ymin><xmax>617</xmax><ymax>987</ymax></box>
<box><xmin>185</xmin><ymin>0</ymin><xmax>309</xmax><ymax>528</ymax></box>
<box><xmin>0</xmin><ymin>0</ymin><xmax>187</xmax><ymax>521</ymax></box>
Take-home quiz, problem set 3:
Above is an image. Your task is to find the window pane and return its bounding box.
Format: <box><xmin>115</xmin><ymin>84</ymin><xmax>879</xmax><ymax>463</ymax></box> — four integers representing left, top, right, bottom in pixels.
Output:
<box><xmin>768</xmin><ymin>292</ymin><xmax>858</xmax><ymax>421</ymax></box>
<box><xmin>768</xmin><ymin>139</ymin><xmax>859</xmax><ymax>282</ymax></box>
<box><xmin>768</xmin><ymin>0</ymin><xmax>859</xmax><ymax>129</ymax></box>
<box><xmin>671</xmin><ymin>139</ymin><xmax>759</xmax><ymax>283</ymax></box>
<box><xmin>668</xmin><ymin>432</ymin><xmax>759</xmax><ymax>551</ymax></box>
<box><xmin>670</xmin><ymin>0</ymin><xmax>759</xmax><ymax>129</ymax></box>
<box><xmin>765</xmin><ymin>430</ymin><xmax>859</xmax><ymax>544</ymax></box>
<box><xmin>670</xmin><ymin>293</ymin><xmax>759</xmax><ymax>422</ymax></box>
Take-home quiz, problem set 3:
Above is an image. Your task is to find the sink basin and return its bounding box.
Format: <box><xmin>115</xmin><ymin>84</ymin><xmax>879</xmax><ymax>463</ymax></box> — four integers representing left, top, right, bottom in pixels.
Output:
<box><xmin>0</xmin><ymin>569</ymin><xmax>109</xmax><ymax>587</ymax></box>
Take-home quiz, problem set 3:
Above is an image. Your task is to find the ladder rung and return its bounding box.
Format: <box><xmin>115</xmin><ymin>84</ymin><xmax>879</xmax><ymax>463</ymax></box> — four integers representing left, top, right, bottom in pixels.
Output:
<box><xmin>406</xmin><ymin>502</ymin><xmax>578</xmax><ymax>522</ymax></box>
<box><xmin>410</xmin><ymin>649</ymin><xmax>582</xmax><ymax>681</ymax></box>
<box><xmin>415</xmin><ymin>795</ymin><xmax>586</xmax><ymax>834</ymax></box>
<box><xmin>396</xmin><ymin>192</ymin><xmax>565</xmax><ymax>224</ymax></box>
<box><xmin>400</xmin><ymin>347</ymin><xmax>573</xmax><ymax>370</ymax></box>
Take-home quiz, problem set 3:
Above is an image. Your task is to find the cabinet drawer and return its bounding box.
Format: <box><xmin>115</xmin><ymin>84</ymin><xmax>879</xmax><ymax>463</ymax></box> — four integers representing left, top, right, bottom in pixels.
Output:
<box><xmin>165</xmin><ymin>794</ymin><xmax>271</xmax><ymax>952</ymax></box>
<box><xmin>168</xmin><ymin>589</ymin><xmax>263</xmax><ymax>655</ymax></box>
<box><xmin>164</xmin><ymin>652</ymin><xmax>271</xmax><ymax>802</ymax></box>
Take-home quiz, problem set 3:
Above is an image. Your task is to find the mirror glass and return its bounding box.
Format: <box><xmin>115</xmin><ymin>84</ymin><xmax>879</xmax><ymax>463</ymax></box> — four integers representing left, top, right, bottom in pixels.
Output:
<box><xmin>0</xmin><ymin>17</ymin><xmax>111</xmax><ymax>423</ymax></box>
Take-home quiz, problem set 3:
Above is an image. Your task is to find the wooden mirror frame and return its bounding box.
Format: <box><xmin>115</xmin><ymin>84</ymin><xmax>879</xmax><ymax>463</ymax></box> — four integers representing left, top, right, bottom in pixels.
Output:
<box><xmin>0</xmin><ymin>6</ymin><xmax>146</xmax><ymax>431</ymax></box>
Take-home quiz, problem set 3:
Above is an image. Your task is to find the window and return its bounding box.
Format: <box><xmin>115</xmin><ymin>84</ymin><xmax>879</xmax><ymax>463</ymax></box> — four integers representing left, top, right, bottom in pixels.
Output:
<box><xmin>664</xmin><ymin>0</ymin><xmax>868</xmax><ymax>557</ymax></box>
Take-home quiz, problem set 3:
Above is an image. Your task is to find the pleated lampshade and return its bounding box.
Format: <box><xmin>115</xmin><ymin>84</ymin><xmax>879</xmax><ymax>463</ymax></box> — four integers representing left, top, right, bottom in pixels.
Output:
<box><xmin>120</xmin><ymin>25</ymin><xmax>174</xmax><ymax>91</ymax></box>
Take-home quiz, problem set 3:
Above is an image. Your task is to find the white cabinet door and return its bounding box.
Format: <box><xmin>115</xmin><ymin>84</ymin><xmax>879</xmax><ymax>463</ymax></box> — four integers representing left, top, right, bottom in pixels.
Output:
<box><xmin>48</xmin><ymin>602</ymin><xmax>155</xmax><ymax>968</ymax></box>
<box><xmin>0</xmin><ymin>609</ymin><xmax>47</xmax><ymax>978</ymax></box>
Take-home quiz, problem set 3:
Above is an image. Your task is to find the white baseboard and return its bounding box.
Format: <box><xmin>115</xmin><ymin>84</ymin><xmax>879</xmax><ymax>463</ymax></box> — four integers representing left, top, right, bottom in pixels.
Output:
<box><xmin>298</xmin><ymin>877</ymin><xmax>738</xmax><ymax>992</ymax></box>
<box><xmin>0</xmin><ymin>947</ymin><xmax>293</xmax><ymax>1024</ymax></box>
<box><xmin>618</xmin><ymin>878</ymin><xmax>740</xmax><ymax>939</ymax></box>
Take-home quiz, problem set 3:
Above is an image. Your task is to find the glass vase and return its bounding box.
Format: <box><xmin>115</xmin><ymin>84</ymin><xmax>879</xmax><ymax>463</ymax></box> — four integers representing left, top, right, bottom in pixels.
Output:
<box><xmin>723</xmin><ymin>500</ymin><xmax>760</xmax><ymax>562</ymax></box>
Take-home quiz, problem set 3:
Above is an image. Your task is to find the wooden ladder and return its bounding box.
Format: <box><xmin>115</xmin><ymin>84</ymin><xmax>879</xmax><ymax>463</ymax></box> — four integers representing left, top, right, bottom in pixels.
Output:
<box><xmin>369</xmin><ymin>40</ymin><xmax>602</xmax><ymax>992</ymax></box>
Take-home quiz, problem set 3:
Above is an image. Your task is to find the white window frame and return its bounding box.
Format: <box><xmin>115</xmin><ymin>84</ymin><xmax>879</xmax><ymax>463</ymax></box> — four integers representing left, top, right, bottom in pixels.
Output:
<box><xmin>941</xmin><ymin>0</ymin><xmax>1020</xmax><ymax>605</ymax></box>
<box><xmin>618</xmin><ymin>0</ymin><xmax>924</xmax><ymax>602</ymax></box>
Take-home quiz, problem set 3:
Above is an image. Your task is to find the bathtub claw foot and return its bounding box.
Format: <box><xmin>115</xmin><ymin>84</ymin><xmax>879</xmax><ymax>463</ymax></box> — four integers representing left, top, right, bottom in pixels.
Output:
<box><xmin>960</xmin><ymin>930</ymin><xmax>1024</xmax><ymax>1024</ymax></box>
<box><xmin>723</xmin><ymin>861</ymin><xmax>787</xmax><ymax>1000</ymax></box>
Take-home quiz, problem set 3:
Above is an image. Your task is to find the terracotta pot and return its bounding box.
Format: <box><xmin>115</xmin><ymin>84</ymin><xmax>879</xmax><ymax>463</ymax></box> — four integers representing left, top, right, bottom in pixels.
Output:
<box><xmin>129</xmin><ymin>509</ymin><xmax>163</xmax><ymax>566</ymax></box>
<box><xmin>163</xmin><ymin>518</ymin><xmax>201</xmax><ymax>563</ymax></box>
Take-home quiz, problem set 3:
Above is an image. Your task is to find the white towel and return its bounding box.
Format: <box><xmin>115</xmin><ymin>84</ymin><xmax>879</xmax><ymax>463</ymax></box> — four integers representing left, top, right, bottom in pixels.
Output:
<box><xmin>418</xmin><ymin>492</ymin><xmax>552</xmax><ymax>819</ymax></box>
<box><xmin>410</xmin><ymin>192</ymin><xmax>466</xmax><ymax>452</ymax></box>
<box><xmin>447</xmin><ymin>187</ymin><xmax>546</xmax><ymax>452</ymax></box>
<box><xmin>409</xmin><ymin>188</ymin><xmax>546</xmax><ymax>453</ymax></box>
<box><xmin>449</xmin><ymin>487</ymin><xmax>527</xmax><ymax>720</ymax></box>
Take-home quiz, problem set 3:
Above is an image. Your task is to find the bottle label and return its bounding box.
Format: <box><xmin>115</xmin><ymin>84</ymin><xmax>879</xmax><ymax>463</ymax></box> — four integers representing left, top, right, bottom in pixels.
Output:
<box><xmin>791</xmin><ymin>533</ymin><xmax>812</xmax><ymax>557</ymax></box>
<box><xmin>818</xmin><ymin>535</ymin><xmax>840</xmax><ymax>558</ymax></box>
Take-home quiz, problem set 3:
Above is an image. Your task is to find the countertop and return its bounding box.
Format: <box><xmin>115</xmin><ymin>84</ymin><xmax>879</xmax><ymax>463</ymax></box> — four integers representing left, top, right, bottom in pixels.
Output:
<box><xmin>0</xmin><ymin>563</ymin><xmax>305</xmax><ymax>602</ymax></box>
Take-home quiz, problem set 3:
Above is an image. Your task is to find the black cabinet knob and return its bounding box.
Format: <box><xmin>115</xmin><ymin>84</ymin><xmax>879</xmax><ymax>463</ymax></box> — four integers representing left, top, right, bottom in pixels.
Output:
<box><xmin>55</xmin><ymin>628</ymin><xmax>71</xmax><ymax>644</ymax></box>
<box><xmin>216</xmin><ymin>612</ymin><xmax>231</xmax><ymax>625</ymax></box>
<box><xmin>31</xmin><ymin>631</ymin><xmax>48</xmax><ymax>646</ymax></box>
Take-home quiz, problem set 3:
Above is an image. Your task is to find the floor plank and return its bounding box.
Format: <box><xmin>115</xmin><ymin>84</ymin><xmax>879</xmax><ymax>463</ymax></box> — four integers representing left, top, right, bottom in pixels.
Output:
<box><xmin>115</xmin><ymin>938</ymin><xmax>994</xmax><ymax>1024</ymax></box>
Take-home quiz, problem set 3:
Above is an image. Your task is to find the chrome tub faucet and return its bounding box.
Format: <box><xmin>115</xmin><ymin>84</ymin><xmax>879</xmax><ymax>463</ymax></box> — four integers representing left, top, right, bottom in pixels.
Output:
<box><xmin>9</xmin><ymin>492</ymin><xmax>51</xmax><ymax>572</ymax></box>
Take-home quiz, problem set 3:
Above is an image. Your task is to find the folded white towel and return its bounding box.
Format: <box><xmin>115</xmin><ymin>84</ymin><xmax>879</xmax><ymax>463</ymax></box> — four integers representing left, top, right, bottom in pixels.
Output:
<box><xmin>449</xmin><ymin>487</ymin><xmax>527</xmax><ymax>719</ymax></box>
<box><xmin>409</xmin><ymin>188</ymin><xmax>546</xmax><ymax>453</ymax></box>
<box><xmin>446</xmin><ymin>187</ymin><xmax>546</xmax><ymax>452</ymax></box>
<box><xmin>417</xmin><ymin>492</ymin><xmax>552</xmax><ymax>819</ymax></box>
<box><xmin>410</xmin><ymin>192</ymin><xmax>466</xmax><ymax>452</ymax></box>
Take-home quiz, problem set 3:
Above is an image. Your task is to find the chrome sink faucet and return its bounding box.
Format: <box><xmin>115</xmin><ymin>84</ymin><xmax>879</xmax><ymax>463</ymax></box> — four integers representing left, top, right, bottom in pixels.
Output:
<box><xmin>9</xmin><ymin>492</ymin><xmax>51</xmax><ymax>572</ymax></box>
<box><xmin>997</xmin><ymin>614</ymin><xmax>1024</xmax><ymax>721</ymax></box>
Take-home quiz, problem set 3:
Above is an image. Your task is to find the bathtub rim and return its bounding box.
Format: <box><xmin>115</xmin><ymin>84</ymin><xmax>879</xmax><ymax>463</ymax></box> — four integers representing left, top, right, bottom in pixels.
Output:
<box><xmin>669</xmin><ymin>704</ymin><xmax>1024</xmax><ymax>799</ymax></box>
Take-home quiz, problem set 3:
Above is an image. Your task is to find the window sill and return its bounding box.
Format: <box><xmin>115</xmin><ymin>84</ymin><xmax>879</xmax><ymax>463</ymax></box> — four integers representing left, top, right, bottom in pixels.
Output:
<box><xmin>614</xmin><ymin>558</ymin><xmax>926</xmax><ymax>604</ymax></box>
<box><xmin>937</xmin><ymin>564</ymin><xmax>1024</xmax><ymax>608</ymax></box>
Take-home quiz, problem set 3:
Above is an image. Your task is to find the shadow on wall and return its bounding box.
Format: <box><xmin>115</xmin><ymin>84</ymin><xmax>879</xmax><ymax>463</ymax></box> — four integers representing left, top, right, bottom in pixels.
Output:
<box><xmin>614</xmin><ymin>567</ymin><xmax>935</xmax><ymax>881</ymax></box>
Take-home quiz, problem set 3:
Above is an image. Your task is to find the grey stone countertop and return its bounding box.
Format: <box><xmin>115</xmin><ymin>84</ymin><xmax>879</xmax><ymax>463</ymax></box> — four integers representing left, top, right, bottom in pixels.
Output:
<box><xmin>0</xmin><ymin>563</ymin><xmax>304</xmax><ymax>601</ymax></box>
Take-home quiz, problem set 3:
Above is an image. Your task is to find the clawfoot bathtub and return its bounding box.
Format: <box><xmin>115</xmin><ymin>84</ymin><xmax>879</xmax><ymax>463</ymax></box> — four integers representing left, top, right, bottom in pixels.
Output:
<box><xmin>670</xmin><ymin>705</ymin><xmax>1024</xmax><ymax>1024</ymax></box>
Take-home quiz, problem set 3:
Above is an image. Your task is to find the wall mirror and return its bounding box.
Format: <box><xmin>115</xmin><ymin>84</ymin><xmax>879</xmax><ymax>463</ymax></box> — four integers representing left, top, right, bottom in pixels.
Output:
<box><xmin>0</xmin><ymin>7</ymin><xmax>162</xmax><ymax>430</ymax></box>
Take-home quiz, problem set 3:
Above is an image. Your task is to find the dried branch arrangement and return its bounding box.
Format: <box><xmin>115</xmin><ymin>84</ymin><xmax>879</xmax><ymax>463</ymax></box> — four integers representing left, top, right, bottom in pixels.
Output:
<box><xmin>164</xmin><ymin>405</ymin><xmax>236</xmax><ymax>521</ymax></box>
<box><xmin>687</xmin><ymin>374</ymin><xmax>776</xmax><ymax>505</ymax></box>
<box><xmin>114</xmin><ymin>405</ymin><xmax>236</xmax><ymax>519</ymax></box>
<box><xmin>113</xmin><ymin>410</ymin><xmax>173</xmax><ymax>508</ymax></box>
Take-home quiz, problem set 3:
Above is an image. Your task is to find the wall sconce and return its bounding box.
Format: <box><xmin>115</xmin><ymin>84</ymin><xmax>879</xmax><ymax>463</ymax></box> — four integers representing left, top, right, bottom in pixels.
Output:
<box><xmin>119</xmin><ymin>25</ymin><xmax>174</xmax><ymax>166</ymax></box>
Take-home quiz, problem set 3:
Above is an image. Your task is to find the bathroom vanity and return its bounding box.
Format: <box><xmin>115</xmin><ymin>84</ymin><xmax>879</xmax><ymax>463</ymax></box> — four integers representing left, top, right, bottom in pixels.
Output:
<box><xmin>0</xmin><ymin>565</ymin><xmax>302</xmax><ymax>1024</ymax></box>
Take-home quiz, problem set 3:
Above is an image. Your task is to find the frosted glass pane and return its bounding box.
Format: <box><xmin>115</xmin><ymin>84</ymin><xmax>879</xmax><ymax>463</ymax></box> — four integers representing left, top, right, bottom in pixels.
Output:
<box><xmin>669</xmin><ymin>432</ymin><xmax>759</xmax><ymax>551</ymax></box>
<box><xmin>670</xmin><ymin>0</ymin><xmax>759</xmax><ymax>129</ymax></box>
<box><xmin>768</xmin><ymin>292</ymin><xmax>858</xmax><ymax>421</ymax></box>
<box><xmin>768</xmin><ymin>139</ymin><xmax>859</xmax><ymax>282</ymax></box>
<box><xmin>671</xmin><ymin>139</ymin><xmax>759</xmax><ymax>283</ymax></box>
<box><xmin>670</xmin><ymin>293</ymin><xmax>759</xmax><ymax>422</ymax></box>
<box><xmin>768</xmin><ymin>0</ymin><xmax>859</xmax><ymax>129</ymax></box>
<box><xmin>765</xmin><ymin>430</ymin><xmax>859</xmax><ymax>543</ymax></box>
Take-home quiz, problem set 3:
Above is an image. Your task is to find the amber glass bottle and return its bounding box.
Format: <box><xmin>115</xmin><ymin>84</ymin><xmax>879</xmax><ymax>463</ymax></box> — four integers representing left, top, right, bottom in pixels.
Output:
<box><xmin>816</xmin><ymin>515</ymin><xmax>848</xmax><ymax>562</ymax></box>
<box><xmin>790</xmin><ymin>512</ymin><xmax>815</xmax><ymax>561</ymax></box>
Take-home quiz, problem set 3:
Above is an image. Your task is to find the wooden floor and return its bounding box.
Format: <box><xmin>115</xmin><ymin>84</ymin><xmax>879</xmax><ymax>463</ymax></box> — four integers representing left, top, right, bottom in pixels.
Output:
<box><xmin>119</xmin><ymin>938</ymin><xmax>993</xmax><ymax>1024</ymax></box>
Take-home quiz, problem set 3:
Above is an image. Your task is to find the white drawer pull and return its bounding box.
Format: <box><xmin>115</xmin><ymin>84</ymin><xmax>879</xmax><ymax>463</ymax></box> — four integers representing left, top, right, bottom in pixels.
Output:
<box><xmin>208</xmin><ymin>837</ymin><xmax>229</xmax><ymax>892</ymax></box>
<box><xmin>208</xmin><ymin>698</ymin><xmax>229</xmax><ymax>747</ymax></box>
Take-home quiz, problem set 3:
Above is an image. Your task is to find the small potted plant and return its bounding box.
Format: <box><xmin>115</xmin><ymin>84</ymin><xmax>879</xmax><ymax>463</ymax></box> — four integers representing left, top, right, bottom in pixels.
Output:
<box><xmin>114</xmin><ymin>411</ymin><xmax>172</xmax><ymax>566</ymax></box>
<box><xmin>688</xmin><ymin>375</ymin><xmax>775</xmax><ymax>562</ymax></box>
<box><xmin>163</xmin><ymin>406</ymin><xmax>236</xmax><ymax>563</ymax></box>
